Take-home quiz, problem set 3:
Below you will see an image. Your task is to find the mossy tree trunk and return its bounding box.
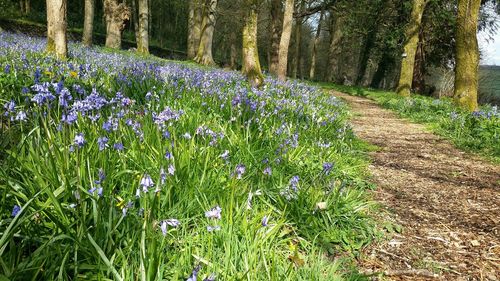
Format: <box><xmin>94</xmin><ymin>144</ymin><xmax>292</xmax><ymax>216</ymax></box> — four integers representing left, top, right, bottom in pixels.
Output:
<box><xmin>82</xmin><ymin>0</ymin><xmax>94</xmax><ymax>46</ymax></box>
<box><xmin>104</xmin><ymin>0</ymin><xmax>130</xmax><ymax>49</ymax></box>
<box><xmin>46</xmin><ymin>0</ymin><xmax>67</xmax><ymax>59</ymax></box>
<box><xmin>242</xmin><ymin>6</ymin><xmax>264</xmax><ymax>88</ymax></box>
<box><xmin>454</xmin><ymin>0</ymin><xmax>481</xmax><ymax>112</ymax></box>
<box><xmin>269</xmin><ymin>0</ymin><xmax>282</xmax><ymax>75</ymax></box>
<box><xmin>187</xmin><ymin>0</ymin><xmax>202</xmax><ymax>59</ymax></box>
<box><xmin>327</xmin><ymin>13</ymin><xmax>344</xmax><ymax>83</ymax></box>
<box><xmin>194</xmin><ymin>0</ymin><xmax>218</xmax><ymax>66</ymax></box>
<box><xmin>137</xmin><ymin>0</ymin><xmax>149</xmax><ymax>54</ymax></box>
<box><xmin>277</xmin><ymin>0</ymin><xmax>294</xmax><ymax>81</ymax></box>
<box><xmin>396</xmin><ymin>0</ymin><xmax>427</xmax><ymax>97</ymax></box>
<box><xmin>46</xmin><ymin>0</ymin><xmax>55</xmax><ymax>53</ymax></box>
<box><xmin>309</xmin><ymin>9</ymin><xmax>324</xmax><ymax>80</ymax></box>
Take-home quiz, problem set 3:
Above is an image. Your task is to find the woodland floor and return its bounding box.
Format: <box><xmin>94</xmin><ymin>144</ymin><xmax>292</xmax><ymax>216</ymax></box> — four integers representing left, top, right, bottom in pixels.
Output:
<box><xmin>331</xmin><ymin>92</ymin><xmax>500</xmax><ymax>281</ymax></box>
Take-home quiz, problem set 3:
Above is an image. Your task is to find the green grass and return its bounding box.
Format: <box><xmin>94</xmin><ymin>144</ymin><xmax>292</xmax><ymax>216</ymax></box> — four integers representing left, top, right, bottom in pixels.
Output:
<box><xmin>317</xmin><ymin>83</ymin><xmax>500</xmax><ymax>163</ymax></box>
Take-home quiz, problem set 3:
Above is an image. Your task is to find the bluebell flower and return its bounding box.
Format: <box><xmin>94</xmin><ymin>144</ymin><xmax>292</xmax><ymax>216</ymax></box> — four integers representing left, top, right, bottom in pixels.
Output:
<box><xmin>186</xmin><ymin>265</ymin><xmax>201</xmax><ymax>281</ymax></box>
<box><xmin>160</xmin><ymin>168</ymin><xmax>167</xmax><ymax>185</ymax></box>
<box><xmin>4</xmin><ymin>64</ymin><xmax>11</xmax><ymax>73</ymax></box>
<box><xmin>263</xmin><ymin>166</ymin><xmax>272</xmax><ymax>176</ymax></box>
<box><xmin>234</xmin><ymin>164</ymin><xmax>246</xmax><ymax>179</ymax></box>
<box><xmin>165</xmin><ymin>150</ymin><xmax>173</xmax><ymax>160</ymax></box>
<box><xmin>261</xmin><ymin>216</ymin><xmax>269</xmax><ymax>227</ymax></box>
<box><xmin>11</xmin><ymin>205</ymin><xmax>21</xmax><ymax>217</ymax></box>
<box><xmin>160</xmin><ymin>219</ymin><xmax>181</xmax><ymax>236</ymax></box>
<box><xmin>15</xmin><ymin>111</ymin><xmax>27</xmax><ymax>121</ymax></box>
<box><xmin>97</xmin><ymin>137</ymin><xmax>109</xmax><ymax>151</ymax></box>
<box><xmin>58</xmin><ymin>88</ymin><xmax>72</xmax><ymax>108</ymax></box>
<box><xmin>168</xmin><ymin>164</ymin><xmax>175</xmax><ymax>175</ymax></box>
<box><xmin>162</xmin><ymin>130</ymin><xmax>171</xmax><ymax>139</ymax></box>
<box><xmin>74</xmin><ymin>133</ymin><xmax>86</xmax><ymax>148</ymax></box>
<box><xmin>114</xmin><ymin>142</ymin><xmax>124</xmax><ymax>151</ymax></box>
<box><xmin>140</xmin><ymin>174</ymin><xmax>154</xmax><ymax>192</ymax></box>
<box><xmin>205</xmin><ymin>206</ymin><xmax>222</xmax><ymax>220</ymax></box>
<box><xmin>220</xmin><ymin>150</ymin><xmax>229</xmax><ymax>161</ymax></box>
<box><xmin>3</xmin><ymin>100</ymin><xmax>15</xmax><ymax>116</ymax></box>
<box><xmin>323</xmin><ymin>162</ymin><xmax>334</xmax><ymax>175</ymax></box>
<box><xmin>183</xmin><ymin>132</ymin><xmax>192</xmax><ymax>139</ymax></box>
<box><xmin>203</xmin><ymin>273</ymin><xmax>216</xmax><ymax>281</ymax></box>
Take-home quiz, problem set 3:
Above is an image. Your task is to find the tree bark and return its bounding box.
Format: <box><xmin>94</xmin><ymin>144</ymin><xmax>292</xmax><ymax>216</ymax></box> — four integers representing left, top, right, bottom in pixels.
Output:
<box><xmin>104</xmin><ymin>0</ymin><xmax>130</xmax><ymax>49</ymax></box>
<box><xmin>25</xmin><ymin>0</ymin><xmax>30</xmax><ymax>14</ymax></box>
<box><xmin>82</xmin><ymin>0</ymin><xmax>94</xmax><ymax>46</ymax></box>
<box><xmin>292</xmin><ymin>1</ymin><xmax>305</xmax><ymax>79</ymax></box>
<box><xmin>46</xmin><ymin>0</ymin><xmax>67</xmax><ymax>59</ymax></box>
<box><xmin>137</xmin><ymin>0</ymin><xmax>149</xmax><ymax>54</ymax></box>
<box><xmin>131</xmin><ymin>0</ymin><xmax>140</xmax><ymax>45</ymax></box>
<box><xmin>242</xmin><ymin>7</ymin><xmax>264</xmax><ymax>88</ymax></box>
<box><xmin>187</xmin><ymin>0</ymin><xmax>203</xmax><ymax>59</ymax></box>
<box><xmin>396</xmin><ymin>0</ymin><xmax>427</xmax><ymax>97</ymax></box>
<box><xmin>454</xmin><ymin>0</ymin><xmax>480</xmax><ymax>111</ymax></box>
<box><xmin>268</xmin><ymin>0</ymin><xmax>282</xmax><ymax>75</ymax></box>
<box><xmin>46</xmin><ymin>0</ymin><xmax>55</xmax><ymax>53</ymax></box>
<box><xmin>327</xmin><ymin>13</ymin><xmax>344</xmax><ymax>83</ymax></box>
<box><xmin>309</xmin><ymin>9</ymin><xmax>324</xmax><ymax>80</ymax></box>
<box><xmin>277</xmin><ymin>0</ymin><xmax>294</xmax><ymax>81</ymax></box>
<box><xmin>195</xmin><ymin>0</ymin><xmax>218</xmax><ymax>66</ymax></box>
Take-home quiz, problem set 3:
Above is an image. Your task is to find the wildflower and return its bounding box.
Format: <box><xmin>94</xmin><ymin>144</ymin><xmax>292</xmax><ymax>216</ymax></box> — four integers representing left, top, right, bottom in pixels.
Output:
<box><xmin>168</xmin><ymin>164</ymin><xmax>175</xmax><ymax>175</ymax></box>
<box><xmin>74</xmin><ymin>133</ymin><xmax>85</xmax><ymax>148</ymax></box>
<box><xmin>122</xmin><ymin>201</ymin><xmax>134</xmax><ymax>216</ymax></box>
<box><xmin>135</xmin><ymin>188</ymin><xmax>141</xmax><ymax>198</ymax></box>
<box><xmin>11</xmin><ymin>205</ymin><xmax>21</xmax><ymax>217</ymax></box>
<box><xmin>3</xmin><ymin>100</ymin><xmax>15</xmax><ymax>116</ymax></box>
<box><xmin>97</xmin><ymin>137</ymin><xmax>109</xmax><ymax>151</ymax></box>
<box><xmin>97</xmin><ymin>187</ymin><xmax>103</xmax><ymax>197</ymax></box>
<box><xmin>165</xmin><ymin>150</ymin><xmax>173</xmax><ymax>160</ymax></box>
<box><xmin>234</xmin><ymin>164</ymin><xmax>246</xmax><ymax>179</ymax></box>
<box><xmin>160</xmin><ymin>168</ymin><xmax>167</xmax><ymax>184</ymax></box>
<box><xmin>220</xmin><ymin>150</ymin><xmax>229</xmax><ymax>160</ymax></box>
<box><xmin>207</xmin><ymin>225</ymin><xmax>221</xmax><ymax>232</ymax></box>
<box><xmin>261</xmin><ymin>216</ymin><xmax>269</xmax><ymax>227</ymax></box>
<box><xmin>186</xmin><ymin>265</ymin><xmax>201</xmax><ymax>281</ymax></box>
<box><xmin>203</xmin><ymin>274</ymin><xmax>216</xmax><ymax>281</ymax></box>
<box><xmin>183</xmin><ymin>132</ymin><xmax>192</xmax><ymax>139</ymax></box>
<box><xmin>61</xmin><ymin>111</ymin><xmax>78</xmax><ymax>125</ymax></box>
<box><xmin>113</xmin><ymin>142</ymin><xmax>124</xmax><ymax>151</ymax></box>
<box><xmin>163</xmin><ymin>130</ymin><xmax>171</xmax><ymax>139</ymax></box>
<box><xmin>160</xmin><ymin>219</ymin><xmax>181</xmax><ymax>236</ymax></box>
<box><xmin>15</xmin><ymin>111</ymin><xmax>27</xmax><ymax>121</ymax></box>
<box><xmin>95</xmin><ymin>169</ymin><xmax>106</xmax><ymax>184</ymax></box>
<box><xmin>323</xmin><ymin>162</ymin><xmax>334</xmax><ymax>175</ymax></box>
<box><xmin>140</xmin><ymin>174</ymin><xmax>154</xmax><ymax>192</ymax></box>
<box><xmin>205</xmin><ymin>206</ymin><xmax>222</xmax><ymax>220</ymax></box>
<box><xmin>263</xmin><ymin>166</ymin><xmax>272</xmax><ymax>176</ymax></box>
<box><xmin>289</xmin><ymin>176</ymin><xmax>299</xmax><ymax>191</ymax></box>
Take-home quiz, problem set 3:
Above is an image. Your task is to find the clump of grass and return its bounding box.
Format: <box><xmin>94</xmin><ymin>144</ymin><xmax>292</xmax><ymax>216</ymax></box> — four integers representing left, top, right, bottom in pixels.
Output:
<box><xmin>0</xmin><ymin>32</ymin><xmax>376</xmax><ymax>280</ymax></box>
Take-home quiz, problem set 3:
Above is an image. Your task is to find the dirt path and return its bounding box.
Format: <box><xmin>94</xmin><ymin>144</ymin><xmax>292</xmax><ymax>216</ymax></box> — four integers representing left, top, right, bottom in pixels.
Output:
<box><xmin>332</xmin><ymin>92</ymin><xmax>500</xmax><ymax>281</ymax></box>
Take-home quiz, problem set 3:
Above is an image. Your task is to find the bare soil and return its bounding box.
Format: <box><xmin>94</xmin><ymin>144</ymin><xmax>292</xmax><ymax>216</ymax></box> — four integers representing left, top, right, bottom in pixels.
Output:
<box><xmin>332</xmin><ymin>92</ymin><xmax>500</xmax><ymax>281</ymax></box>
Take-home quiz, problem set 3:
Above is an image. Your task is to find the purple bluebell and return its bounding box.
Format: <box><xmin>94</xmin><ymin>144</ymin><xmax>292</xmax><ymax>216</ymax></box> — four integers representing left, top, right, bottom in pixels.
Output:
<box><xmin>261</xmin><ymin>216</ymin><xmax>269</xmax><ymax>227</ymax></box>
<box><xmin>160</xmin><ymin>168</ymin><xmax>167</xmax><ymax>185</ymax></box>
<box><xmin>11</xmin><ymin>205</ymin><xmax>21</xmax><ymax>217</ymax></box>
<box><xmin>205</xmin><ymin>206</ymin><xmax>222</xmax><ymax>220</ymax></box>
<box><xmin>207</xmin><ymin>225</ymin><xmax>221</xmax><ymax>232</ymax></box>
<box><xmin>323</xmin><ymin>162</ymin><xmax>334</xmax><ymax>175</ymax></box>
<box><xmin>15</xmin><ymin>111</ymin><xmax>27</xmax><ymax>121</ymax></box>
<box><xmin>3</xmin><ymin>100</ymin><xmax>15</xmax><ymax>116</ymax></box>
<box><xmin>140</xmin><ymin>174</ymin><xmax>154</xmax><ymax>192</ymax></box>
<box><xmin>203</xmin><ymin>274</ymin><xmax>216</xmax><ymax>281</ymax></box>
<box><xmin>220</xmin><ymin>150</ymin><xmax>229</xmax><ymax>161</ymax></box>
<box><xmin>263</xmin><ymin>166</ymin><xmax>272</xmax><ymax>176</ymax></box>
<box><xmin>97</xmin><ymin>137</ymin><xmax>109</xmax><ymax>151</ymax></box>
<box><xmin>167</xmin><ymin>164</ymin><xmax>175</xmax><ymax>175</ymax></box>
<box><xmin>165</xmin><ymin>150</ymin><xmax>173</xmax><ymax>160</ymax></box>
<box><xmin>234</xmin><ymin>164</ymin><xmax>246</xmax><ymax>179</ymax></box>
<box><xmin>186</xmin><ymin>265</ymin><xmax>201</xmax><ymax>281</ymax></box>
<box><xmin>113</xmin><ymin>142</ymin><xmax>124</xmax><ymax>151</ymax></box>
<box><xmin>74</xmin><ymin>133</ymin><xmax>86</xmax><ymax>148</ymax></box>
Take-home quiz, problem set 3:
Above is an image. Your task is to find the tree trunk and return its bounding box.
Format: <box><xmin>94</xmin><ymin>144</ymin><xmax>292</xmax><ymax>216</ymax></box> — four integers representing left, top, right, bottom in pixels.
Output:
<box><xmin>104</xmin><ymin>0</ymin><xmax>130</xmax><ymax>49</ymax></box>
<box><xmin>131</xmin><ymin>0</ymin><xmax>140</xmax><ymax>45</ymax></box>
<box><xmin>277</xmin><ymin>0</ymin><xmax>294</xmax><ymax>81</ymax></box>
<box><xmin>46</xmin><ymin>0</ymin><xmax>55</xmax><ymax>53</ymax></box>
<box><xmin>230</xmin><ymin>32</ymin><xmax>237</xmax><ymax>69</ymax></box>
<box><xmin>268</xmin><ymin>0</ymin><xmax>282</xmax><ymax>75</ymax></box>
<box><xmin>396</xmin><ymin>0</ymin><xmax>427</xmax><ymax>97</ymax></box>
<box><xmin>242</xmin><ymin>7</ymin><xmax>264</xmax><ymax>88</ymax></box>
<box><xmin>309</xmin><ymin>9</ymin><xmax>324</xmax><ymax>80</ymax></box>
<box><xmin>454</xmin><ymin>0</ymin><xmax>480</xmax><ymax>111</ymax></box>
<box><xmin>82</xmin><ymin>0</ymin><xmax>94</xmax><ymax>46</ymax></box>
<box><xmin>328</xmin><ymin>13</ymin><xmax>344</xmax><ymax>83</ymax></box>
<box><xmin>412</xmin><ymin>29</ymin><xmax>425</xmax><ymax>94</ymax></box>
<box><xmin>46</xmin><ymin>0</ymin><xmax>67</xmax><ymax>59</ymax></box>
<box><xmin>137</xmin><ymin>0</ymin><xmax>149</xmax><ymax>54</ymax></box>
<box><xmin>25</xmin><ymin>0</ymin><xmax>30</xmax><ymax>14</ymax></box>
<box><xmin>187</xmin><ymin>0</ymin><xmax>202</xmax><ymax>59</ymax></box>
<box><xmin>195</xmin><ymin>0</ymin><xmax>218</xmax><ymax>66</ymax></box>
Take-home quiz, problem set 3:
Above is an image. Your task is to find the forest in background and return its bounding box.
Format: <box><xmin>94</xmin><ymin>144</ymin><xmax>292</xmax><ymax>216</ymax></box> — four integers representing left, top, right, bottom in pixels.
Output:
<box><xmin>1</xmin><ymin>0</ymin><xmax>499</xmax><ymax>105</ymax></box>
